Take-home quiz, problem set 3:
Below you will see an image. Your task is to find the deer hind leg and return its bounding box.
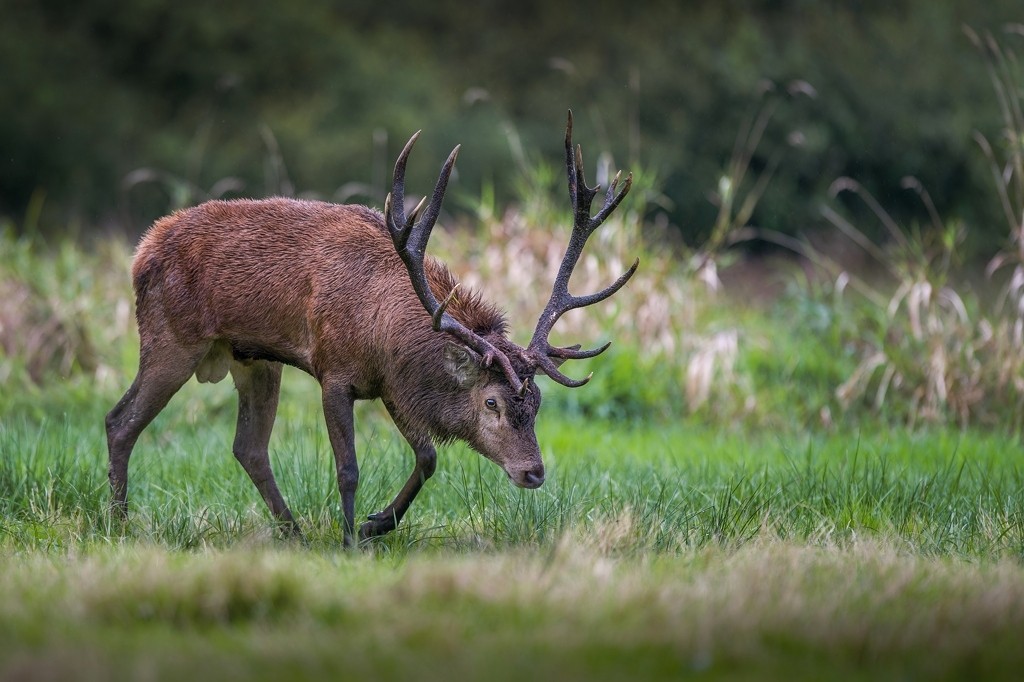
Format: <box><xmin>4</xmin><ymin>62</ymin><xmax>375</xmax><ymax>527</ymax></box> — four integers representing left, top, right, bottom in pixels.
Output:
<box><xmin>105</xmin><ymin>334</ymin><xmax>209</xmax><ymax>520</ymax></box>
<box><xmin>360</xmin><ymin>401</ymin><xmax>437</xmax><ymax>541</ymax></box>
<box><xmin>229</xmin><ymin>359</ymin><xmax>300</xmax><ymax>538</ymax></box>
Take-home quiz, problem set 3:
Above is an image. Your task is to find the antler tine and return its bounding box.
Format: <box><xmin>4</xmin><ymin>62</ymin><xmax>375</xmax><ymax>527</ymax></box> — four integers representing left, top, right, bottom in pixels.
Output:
<box><xmin>527</xmin><ymin>110</ymin><xmax>638</xmax><ymax>388</ymax></box>
<box><xmin>409</xmin><ymin>196</ymin><xmax>427</xmax><ymax>226</ymax></box>
<box><xmin>534</xmin><ymin>354</ymin><xmax>593</xmax><ymax>389</ymax></box>
<box><xmin>594</xmin><ymin>170</ymin><xmax>633</xmax><ymax>227</ymax></box>
<box><xmin>566</xmin><ymin>112</ymin><xmax>598</xmax><ymax>220</ymax></box>
<box><xmin>547</xmin><ymin>342</ymin><xmax>610</xmax><ymax>360</ymax></box>
<box><xmin>568</xmin><ymin>256</ymin><xmax>640</xmax><ymax>309</ymax></box>
<box><xmin>406</xmin><ymin>144</ymin><xmax>459</xmax><ymax>254</ymax></box>
<box><xmin>385</xmin><ymin>131</ymin><xmax>524</xmax><ymax>394</ymax></box>
<box><xmin>385</xmin><ymin>131</ymin><xmax>422</xmax><ymax>249</ymax></box>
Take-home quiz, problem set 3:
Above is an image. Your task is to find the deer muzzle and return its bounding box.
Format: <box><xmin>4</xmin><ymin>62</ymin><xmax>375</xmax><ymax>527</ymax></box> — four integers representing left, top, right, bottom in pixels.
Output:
<box><xmin>508</xmin><ymin>462</ymin><xmax>546</xmax><ymax>489</ymax></box>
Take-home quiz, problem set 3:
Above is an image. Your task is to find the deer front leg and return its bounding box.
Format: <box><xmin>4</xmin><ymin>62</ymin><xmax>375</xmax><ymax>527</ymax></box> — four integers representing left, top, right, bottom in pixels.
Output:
<box><xmin>360</xmin><ymin>403</ymin><xmax>437</xmax><ymax>541</ymax></box>
<box><xmin>321</xmin><ymin>380</ymin><xmax>359</xmax><ymax>548</ymax></box>
<box><xmin>360</xmin><ymin>441</ymin><xmax>436</xmax><ymax>541</ymax></box>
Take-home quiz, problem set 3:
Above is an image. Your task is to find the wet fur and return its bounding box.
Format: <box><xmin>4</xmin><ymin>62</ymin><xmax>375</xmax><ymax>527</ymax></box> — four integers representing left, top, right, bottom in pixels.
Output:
<box><xmin>110</xmin><ymin>197</ymin><xmax>547</xmax><ymax>545</ymax></box>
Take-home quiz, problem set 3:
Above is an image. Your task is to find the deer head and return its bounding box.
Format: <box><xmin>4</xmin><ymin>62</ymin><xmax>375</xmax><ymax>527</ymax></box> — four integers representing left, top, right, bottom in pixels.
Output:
<box><xmin>383</xmin><ymin>110</ymin><xmax>638</xmax><ymax>488</ymax></box>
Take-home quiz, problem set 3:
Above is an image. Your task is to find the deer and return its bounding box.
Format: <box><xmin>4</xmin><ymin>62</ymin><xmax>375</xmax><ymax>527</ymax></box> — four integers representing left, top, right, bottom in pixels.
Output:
<box><xmin>105</xmin><ymin>111</ymin><xmax>637</xmax><ymax>547</ymax></box>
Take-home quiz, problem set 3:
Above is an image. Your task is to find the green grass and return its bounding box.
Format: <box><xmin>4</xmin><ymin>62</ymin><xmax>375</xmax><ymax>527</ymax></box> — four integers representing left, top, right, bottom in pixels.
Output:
<box><xmin>3</xmin><ymin>375</ymin><xmax>1024</xmax><ymax>680</ymax></box>
<box><xmin>3</xmin><ymin>375</ymin><xmax>1023</xmax><ymax>558</ymax></box>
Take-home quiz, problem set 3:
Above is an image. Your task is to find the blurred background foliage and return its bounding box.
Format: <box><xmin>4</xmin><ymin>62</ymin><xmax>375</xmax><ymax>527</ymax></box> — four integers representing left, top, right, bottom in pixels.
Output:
<box><xmin>1</xmin><ymin>0</ymin><xmax>1020</xmax><ymax>255</ymax></box>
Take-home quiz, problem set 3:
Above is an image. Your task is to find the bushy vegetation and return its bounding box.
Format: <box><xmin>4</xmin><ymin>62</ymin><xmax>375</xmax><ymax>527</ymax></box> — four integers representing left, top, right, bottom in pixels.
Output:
<box><xmin>3</xmin><ymin>1</ymin><xmax>1021</xmax><ymax>256</ymax></box>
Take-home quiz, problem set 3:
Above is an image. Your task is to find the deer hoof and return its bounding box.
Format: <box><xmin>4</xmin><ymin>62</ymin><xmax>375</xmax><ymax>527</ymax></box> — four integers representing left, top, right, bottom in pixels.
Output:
<box><xmin>359</xmin><ymin>513</ymin><xmax>396</xmax><ymax>540</ymax></box>
<box><xmin>279</xmin><ymin>520</ymin><xmax>305</xmax><ymax>543</ymax></box>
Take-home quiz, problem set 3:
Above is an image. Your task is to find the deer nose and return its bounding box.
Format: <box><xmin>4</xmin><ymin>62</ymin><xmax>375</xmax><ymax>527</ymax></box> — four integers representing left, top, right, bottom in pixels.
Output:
<box><xmin>522</xmin><ymin>465</ymin><xmax>545</xmax><ymax>489</ymax></box>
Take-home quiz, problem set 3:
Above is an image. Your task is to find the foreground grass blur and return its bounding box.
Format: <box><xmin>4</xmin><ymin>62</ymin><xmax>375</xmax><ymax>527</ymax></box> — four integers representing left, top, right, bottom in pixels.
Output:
<box><xmin>2</xmin><ymin>539</ymin><xmax>1023</xmax><ymax>681</ymax></box>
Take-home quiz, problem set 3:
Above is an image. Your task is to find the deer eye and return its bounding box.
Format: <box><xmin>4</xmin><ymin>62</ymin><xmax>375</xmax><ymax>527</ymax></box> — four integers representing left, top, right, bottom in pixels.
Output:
<box><xmin>484</xmin><ymin>398</ymin><xmax>499</xmax><ymax>412</ymax></box>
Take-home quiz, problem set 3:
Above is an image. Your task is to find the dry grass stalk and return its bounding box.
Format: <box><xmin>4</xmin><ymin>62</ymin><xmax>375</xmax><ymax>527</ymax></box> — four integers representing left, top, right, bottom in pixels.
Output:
<box><xmin>0</xmin><ymin>277</ymin><xmax>95</xmax><ymax>384</ymax></box>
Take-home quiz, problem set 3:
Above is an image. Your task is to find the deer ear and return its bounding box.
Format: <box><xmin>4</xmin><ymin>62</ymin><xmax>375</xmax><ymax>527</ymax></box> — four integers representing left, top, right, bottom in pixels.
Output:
<box><xmin>443</xmin><ymin>341</ymin><xmax>484</xmax><ymax>387</ymax></box>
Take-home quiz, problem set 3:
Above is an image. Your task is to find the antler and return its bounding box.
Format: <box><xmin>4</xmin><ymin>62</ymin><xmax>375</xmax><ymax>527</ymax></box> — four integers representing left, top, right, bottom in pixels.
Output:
<box><xmin>385</xmin><ymin>132</ymin><xmax>526</xmax><ymax>394</ymax></box>
<box><xmin>525</xmin><ymin>110</ymin><xmax>639</xmax><ymax>388</ymax></box>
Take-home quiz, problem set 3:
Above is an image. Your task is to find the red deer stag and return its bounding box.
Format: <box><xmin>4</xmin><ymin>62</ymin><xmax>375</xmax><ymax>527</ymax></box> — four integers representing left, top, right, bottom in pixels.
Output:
<box><xmin>105</xmin><ymin>111</ymin><xmax>637</xmax><ymax>546</ymax></box>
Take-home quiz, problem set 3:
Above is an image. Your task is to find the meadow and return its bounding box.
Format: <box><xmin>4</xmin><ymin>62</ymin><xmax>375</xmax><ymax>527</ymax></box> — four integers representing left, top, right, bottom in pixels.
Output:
<box><xmin>4</xmin><ymin>52</ymin><xmax>1024</xmax><ymax>677</ymax></box>
<box><xmin>4</xmin><ymin>170</ymin><xmax>1024</xmax><ymax>681</ymax></box>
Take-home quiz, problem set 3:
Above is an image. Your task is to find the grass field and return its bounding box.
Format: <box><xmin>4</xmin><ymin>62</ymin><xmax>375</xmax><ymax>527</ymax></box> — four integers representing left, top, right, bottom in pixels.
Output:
<box><xmin>4</xmin><ymin>162</ymin><xmax>1024</xmax><ymax>680</ymax></box>
<box><xmin>2</xmin><ymin>397</ymin><xmax>1024</xmax><ymax>681</ymax></box>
